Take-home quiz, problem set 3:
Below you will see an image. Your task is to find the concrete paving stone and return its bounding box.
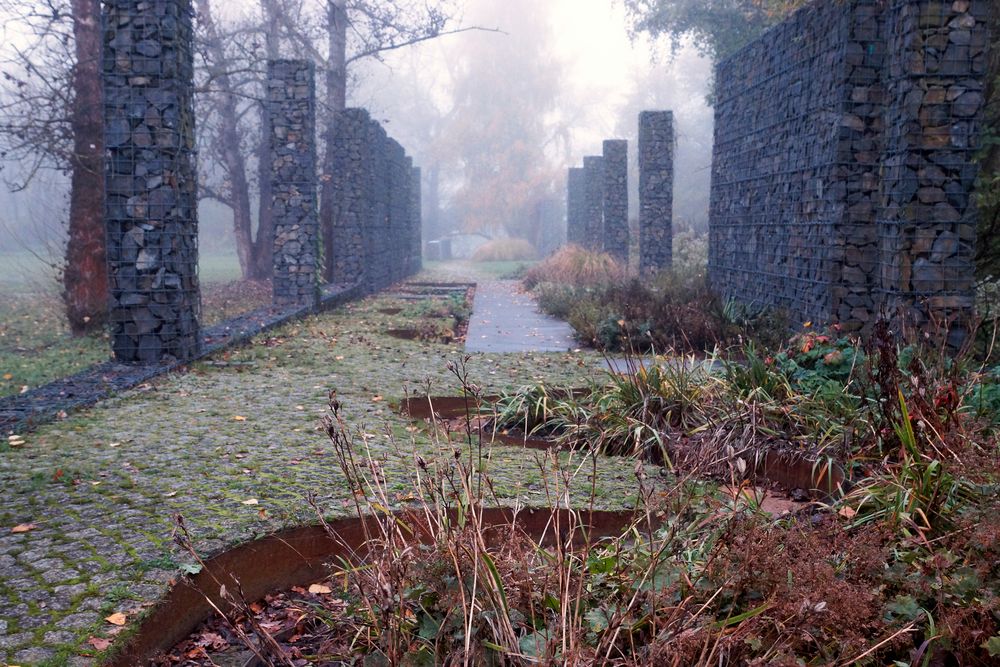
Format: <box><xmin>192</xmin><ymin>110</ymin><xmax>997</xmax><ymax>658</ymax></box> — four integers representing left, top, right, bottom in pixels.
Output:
<box><xmin>53</xmin><ymin>583</ymin><xmax>89</xmax><ymax>599</ymax></box>
<box><xmin>43</xmin><ymin>629</ymin><xmax>78</xmax><ymax>644</ymax></box>
<box><xmin>0</xmin><ymin>620</ymin><xmax>7</xmax><ymax>634</ymax></box>
<box><xmin>13</xmin><ymin>646</ymin><xmax>57</xmax><ymax>664</ymax></box>
<box><xmin>41</xmin><ymin>567</ymin><xmax>81</xmax><ymax>586</ymax></box>
<box><xmin>58</xmin><ymin>612</ymin><xmax>101</xmax><ymax>631</ymax></box>
<box><xmin>0</xmin><ymin>631</ymin><xmax>32</xmax><ymax>650</ymax></box>
<box><xmin>0</xmin><ymin>554</ymin><xmax>15</xmax><ymax>569</ymax></box>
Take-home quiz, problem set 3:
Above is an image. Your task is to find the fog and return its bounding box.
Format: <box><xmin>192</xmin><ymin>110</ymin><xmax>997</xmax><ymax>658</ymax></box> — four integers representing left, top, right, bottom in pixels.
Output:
<box><xmin>0</xmin><ymin>0</ymin><xmax>714</xmax><ymax>259</ymax></box>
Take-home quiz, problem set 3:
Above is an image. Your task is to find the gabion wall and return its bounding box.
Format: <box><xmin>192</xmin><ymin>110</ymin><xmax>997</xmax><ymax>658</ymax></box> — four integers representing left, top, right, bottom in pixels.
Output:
<box><xmin>639</xmin><ymin>111</ymin><xmax>674</xmax><ymax>274</ymax></box>
<box><xmin>566</xmin><ymin>167</ymin><xmax>586</xmax><ymax>246</ymax></box>
<box><xmin>582</xmin><ymin>156</ymin><xmax>605</xmax><ymax>251</ymax></box>
<box><xmin>103</xmin><ymin>0</ymin><xmax>201</xmax><ymax>364</ymax></box>
<box><xmin>268</xmin><ymin>59</ymin><xmax>319</xmax><ymax>307</ymax></box>
<box><xmin>327</xmin><ymin>108</ymin><xmax>421</xmax><ymax>293</ymax></box>
<box><xmin>709</xmin><ymin>0</ymin><xmax>990</xmax><ymax>334</ymax></box>
<box><xmin>411</xmin><ymin>167</ymin><xmax>423</xmax><ymax>273</ymax></box>
<box><xmin>602</xmin><ymin>140</ymin><xmax>629</xmax><ymax>262</ymax></box>
<box><xmin>877</xmin><ymin>0</ymin><xmax>988</xmax><ymax>340</ymax></box>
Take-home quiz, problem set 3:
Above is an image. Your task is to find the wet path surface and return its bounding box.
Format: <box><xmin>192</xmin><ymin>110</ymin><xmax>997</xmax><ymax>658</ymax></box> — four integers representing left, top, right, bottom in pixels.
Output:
<box><xmin>465</xmin><ymin>280</ymin><xmax>577</xmax><ymax>353</ymax></box>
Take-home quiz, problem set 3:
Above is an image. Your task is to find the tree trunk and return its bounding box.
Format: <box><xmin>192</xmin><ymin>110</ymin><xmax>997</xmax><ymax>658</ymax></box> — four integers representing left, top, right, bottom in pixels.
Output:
<box><xmin>64</xmin><ymin>0</ymin><xmax>108</xmax><ymax>337</ymax></box>
<box><xmin>197</xmin><ymin>0</ymin><xmax>257</xmax><ymax>280</ymax></box>
<box><xmin>321</xmin><ymin>0</ymin><xmax>348</xmax><ymax>282</ymax></box>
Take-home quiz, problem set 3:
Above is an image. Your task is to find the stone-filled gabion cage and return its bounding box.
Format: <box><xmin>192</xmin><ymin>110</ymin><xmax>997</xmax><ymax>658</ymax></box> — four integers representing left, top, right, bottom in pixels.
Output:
<box><xmin>582</xmin><ymin>156</ymin><xmax>605</xmax><ymax>252</ymax></box>
<box><xmin>639</xmin><ymin>111</ymin><xmax>674</xmax><ymax>274</ymax></box>
<box><xmin>566</xmin><ymin>167</ymin><xmax>586</xmax><ymax>246</ymax></box>
<box><xmin>103</xmin><ymin>0</ymin><xmax>201</xmax><ymax>364</ymax></box>
<box><xmin>709</xmin><ymin>0</ymin><xmax>990</xmax><ymax>338</ymax></box>
<box><xmin>602</xmin><ymin>140</ymin><xmax>629</xmax><ymax>263</ymax></box>
<box><xmin>268</xmin><ymin>59</ymin><xmax>319</xmax><ymax>307</ymax></box>
<box><xmin>327</xmin><ymin>108</ymin><xmax>421</xmax><ymax>293</ymax></box>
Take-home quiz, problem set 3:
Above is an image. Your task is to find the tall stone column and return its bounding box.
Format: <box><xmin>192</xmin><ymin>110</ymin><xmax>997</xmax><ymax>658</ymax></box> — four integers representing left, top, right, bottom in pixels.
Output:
<box><xmin>103</xmin><ymin>0</ymin><xmax>201</xmax><ymax>364</ymax></box>
<box><xmin>582</xmin><ymin>156</ymin><xmax>604</xmax><ymax>252</ymax></box>
<box><xmin>269</xmin><ymin>59</ymin><xmax>318</xmax><ymax>307</ymax></box>
<box><xmin>877</xmin><ymin>0</ymin><xmax>988</xmax><ymax>341</ymax></box>
<box><xmin>328</xmin><ymin>108</ymin><xmax>372</xmax><ymax>287</ymax></box>
<box><xmin>411</xmin><ymin>166</ymin><xmax>423</xmax><ymax>273</ymax></box>
<box><xmin>566</xmin><ymin>167</ymin><xmax>586</xmax><ymax>247</ymax></box>
<box><xmin>602</xmin><ymin>140</ymin><xmax>629</xmax><ymax>263</ymax></box>
<box><xmin>638</xmin><ymin>111</ymin><xmax>674</xmax><ymax>274</ymax></box>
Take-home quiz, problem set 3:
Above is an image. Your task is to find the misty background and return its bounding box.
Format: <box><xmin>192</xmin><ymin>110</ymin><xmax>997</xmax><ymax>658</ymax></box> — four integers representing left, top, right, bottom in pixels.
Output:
<box><xmin>0</xmin><ymin>0</ymin><xmax>712</xmax><ymax>267</ymax></box>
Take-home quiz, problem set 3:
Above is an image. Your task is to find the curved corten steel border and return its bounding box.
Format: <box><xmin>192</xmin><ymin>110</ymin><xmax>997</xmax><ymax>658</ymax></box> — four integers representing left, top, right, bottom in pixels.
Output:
<box><xmin>108</xmin><ymin>508</ymin><xmax>637</xmax><ymax>666</ymax></box>
<box><xmin>401</xmin><ymin>395</ymin><xmax>849</xmax><ymax>497</ymax></box>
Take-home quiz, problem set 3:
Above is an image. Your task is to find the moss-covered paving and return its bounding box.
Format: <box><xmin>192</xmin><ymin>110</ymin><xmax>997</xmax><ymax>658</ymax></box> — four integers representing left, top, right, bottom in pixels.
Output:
<box><xmin>0</xmin><ymin>265</ymin><xmax>658</xmax><ymax>666</ymax></box>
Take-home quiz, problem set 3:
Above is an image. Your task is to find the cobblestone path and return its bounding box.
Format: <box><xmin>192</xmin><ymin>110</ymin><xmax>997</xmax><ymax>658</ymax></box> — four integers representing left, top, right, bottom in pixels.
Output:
<box><xmin>0</xmin><ymin>268</ymin><xmax>648</xmax><ymax>665</ymax></box>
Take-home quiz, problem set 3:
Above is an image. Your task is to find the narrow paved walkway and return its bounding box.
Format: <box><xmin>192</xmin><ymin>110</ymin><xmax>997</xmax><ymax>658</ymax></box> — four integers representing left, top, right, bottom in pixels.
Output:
<box><xmin>465</xmin><ymin>281</ymin><xmax>577</xmax><ymax>353</ymax></box>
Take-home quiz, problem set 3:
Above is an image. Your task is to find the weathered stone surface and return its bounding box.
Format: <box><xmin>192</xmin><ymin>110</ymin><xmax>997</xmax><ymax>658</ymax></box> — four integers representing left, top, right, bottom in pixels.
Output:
<box><xmin>582</xmin><ymin>156</ymin><xmax>604</xmax><ymax>251</ymax></box>
<box><xmin>566</xmin><ymin>168</ymin><xmax>586</xmax><ymax>246</ymax></box>
<box><xmin>269</xmin><ymin>59</ymin><xmax>319</xmax><ymax>307</ymax></box>
<box><xmin>104</xmin><ymin>0</ymin><xmax>201</xmax><ymax>364</ymax></box>
<box><xmin>709</xmin><ymin>0</ymin><xmax>987</xmax><ymax>337</ymax></box>
<box><xmin>327</xmin><ymin>108</ymin><xmax>421</xmax><ymax>292</ymax></box>
<box><xmin>602</xmin><ymin>140</ymin><xmax>629</xmax><ymax>262</ymax></box>
<box><xmin>639</xmin><ymin>111</ymin><xmax>674</xmax><ymax>273</ymax></box>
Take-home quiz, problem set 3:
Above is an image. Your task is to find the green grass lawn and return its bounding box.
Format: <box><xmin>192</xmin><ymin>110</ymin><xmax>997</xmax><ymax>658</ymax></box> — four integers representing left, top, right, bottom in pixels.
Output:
<box><xmin>0</xmin><ymin>251</ymin><xmax>252</xmax><ymax>398</ymax></box>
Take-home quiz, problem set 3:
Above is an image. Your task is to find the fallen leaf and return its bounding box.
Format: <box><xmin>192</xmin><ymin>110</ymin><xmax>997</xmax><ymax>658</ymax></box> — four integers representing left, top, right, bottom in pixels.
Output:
<box><xmin>11</xmin><ymin>523</ymin><xmax>36</xmax><ymax>534</ymax></box>
<box><xmin>838</xmin><ymin>506</ymin><xmax>857</xmax><ymax>519</ymax></box>
<box><xmin>335</xmin><ymin>355</ymin><xmax>345</xmax><ymax>361</ymax></box>
<box><xmin>242</xmin><ymin>498</ymin><xmax>259</xmax><ymax>505</ymax></box>
<box><xmin>105</xmin><ymin>612</ymin><xmax>127</xmax><ymax>626</ymax></box>
<box><xmin>232</xmin><ymin>415</ymin><xmax>247</xmax><ymax>421</ymax></box>
<box><xmin>372</xmin><ymin>395</ymin><xmax>383</xmax><ymax>402</ymax></box>
<box><xmin>308</xmin><ymin>583</ymin><xmax>332</xmax><ymax>594</ymax></box>
<box><xmin>2</xmin><ymin>373</ymin><xmax>12</xmax><ymax>380</ymax></box>
<box><xmin>164</xmin><ymin>491</ymin><xmax>178</xmax><ymax>498</ymax></box>
<box><xmin>88</xmin><ymin>637</ymin><xmax>112</xmax><ymax>651</ymax></box>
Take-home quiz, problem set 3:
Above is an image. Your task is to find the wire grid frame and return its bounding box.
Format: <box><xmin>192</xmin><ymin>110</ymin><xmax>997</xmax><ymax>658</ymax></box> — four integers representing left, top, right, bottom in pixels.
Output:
<box><xmin>709</xmin><ymin>1</ymin><xmax>863</xmax><ymax>322</ymax></box>
<box><xmin>268</xmin><ymin>59</ymin><xmax>320</xmax><ymax>307</ymax></box>
<box><xmin>638</xmin><ymin>110</ymin><xmax>674</xmax><ymax>274</ymax></box>
<box><xmin>103</xmin><ymin>0</ymin><xmax>202</xmax><ymax>364</ymax></box>
<box><xmin>875</xmin><ymin>0</ymin><xmax>986</xmax><ymax>305</ymax></box>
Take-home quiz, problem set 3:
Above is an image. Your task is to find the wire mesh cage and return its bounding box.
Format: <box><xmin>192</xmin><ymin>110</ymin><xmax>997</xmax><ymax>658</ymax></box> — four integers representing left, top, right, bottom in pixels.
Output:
<box><xmin>268</xmin><ymin>59</ymin><xmax>319</xmax><ymax>307</ymax></box>
<box><xmin>103</xmin><ymin>0</ymin><xmax>201</xmax><ymax>364</ymax></box>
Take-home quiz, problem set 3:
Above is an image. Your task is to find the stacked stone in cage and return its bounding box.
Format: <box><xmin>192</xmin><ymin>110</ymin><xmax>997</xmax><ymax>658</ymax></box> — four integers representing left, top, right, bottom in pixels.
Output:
<box><xmin>602</xmin><ymin>140</ymin><xmax>629</xmax><ymax>263</ymax></box>
<box><xmin>709</xmin><ymin>0</ymin><xmax>989</xmax><ymax>337</ymax></box>
<box><xmin>327</xmin><ymin>108</ymin><xmax>421</xmax><ymax>293</ymax></box>
<box><xmin>566</xmin><ymin>168</ymin><xmax>586</xmax><ymax>247</ymax></box>
<box><xmin>268</xmin><ymin>59</ymin><xmax>319</xmax><ymax>307</ymax></box>
<box><xmin>582</xmin><ymin>156</ymin><xmax>605</xmax><ymax>252</ymax></box>
<box><xmin>639</xmin><ymin>111</ymin><xmax>674</xmax><ymax>274</ymax></box>
<box><xmin>103</xmin><ymin>0</ymin><xmax>201</xmax><ymax>364</ymax></box>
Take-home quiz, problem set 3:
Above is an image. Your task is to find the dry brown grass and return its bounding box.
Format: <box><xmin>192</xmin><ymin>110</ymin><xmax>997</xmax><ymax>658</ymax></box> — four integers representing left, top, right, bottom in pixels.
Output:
<box><xmin>524</xmin><ymin>244</ymin><xmax>625</xmax><ymax>288</ymax></box>
<box><xmin>471</xmin><ymin>238</ymin><xmax>537</xmax><ymax>262</ymax></box>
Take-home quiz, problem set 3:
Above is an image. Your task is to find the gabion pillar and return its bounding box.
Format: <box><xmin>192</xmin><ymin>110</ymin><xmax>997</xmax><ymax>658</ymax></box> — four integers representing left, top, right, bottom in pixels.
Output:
<box><xmin>411</xmin><ymin>166</ymin><xmax>423</xmax><ymax>272</ymax></box>
<box><xmin>639</xmin><ymin>111</ymin><xmax>674</xmax><ymax>274</ymax></box>
<box><xmin>582</xmin><ymin>156</ymin><xmax>604</xmax><ymax>252</ymax></box>
<box><xmin>329</xmin><ymin>108</ymin><xmax>373</xmax><ymax>287</ymax></box>
<box><xmin>268</xmin><ymin>59</ymin><xmax>319</xmax><ymax>307</ymax></box>
<box><xmin>602</xmin><ymin>140</ymin><xmax>629</xmax><ymax>262</ymax></box>
<box><xmin>387</xmin><ymin>139</ymin><xmax>408</xmax><ymax>283</ymax></box>
<box><xmin>877</xmin><ymin>0</ymin><xmax>987</xmax><ymax>341</ymax></box>
<box><xmin>103</xmin><ymin>0</ymin><xmax>201</xmax><ymax>364</ymax></box>
<box><xmin>368</xmin><ymin>122</ymin><xmax>390</xmax><ymax>292</ymax></box>
<box><xmin>566</xmin><ymin>167</ymin><xmax>586</xmax><ymax>247</ymax></box>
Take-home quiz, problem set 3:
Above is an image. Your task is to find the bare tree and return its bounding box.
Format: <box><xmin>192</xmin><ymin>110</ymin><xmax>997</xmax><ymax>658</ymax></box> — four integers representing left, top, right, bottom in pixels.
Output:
<box><xmin>0</xmin><ymin>0</ymin><xmax>106</xmax><ymax>335</ymax></box>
